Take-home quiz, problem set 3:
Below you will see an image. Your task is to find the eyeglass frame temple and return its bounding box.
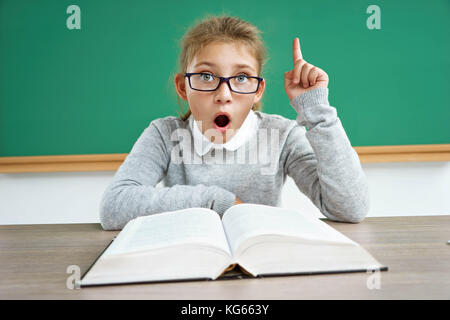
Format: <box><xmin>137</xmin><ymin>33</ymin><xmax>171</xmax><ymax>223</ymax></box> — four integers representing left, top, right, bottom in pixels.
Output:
<box><xmin>184</xmin><ymin>73</ymin><xmax>263</xmax><ymax>94</ymax></box>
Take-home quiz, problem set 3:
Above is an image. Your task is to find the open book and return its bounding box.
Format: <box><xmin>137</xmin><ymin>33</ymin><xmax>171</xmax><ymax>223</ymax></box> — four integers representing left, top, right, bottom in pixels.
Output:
<box><xmin>80</xmin><ymin>204</ymin><xmax>387</xmax><ymax>287</ymax></box>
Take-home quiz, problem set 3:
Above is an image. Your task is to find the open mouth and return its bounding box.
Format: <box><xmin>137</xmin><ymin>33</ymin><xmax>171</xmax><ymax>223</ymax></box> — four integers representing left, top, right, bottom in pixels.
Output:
<box><xmin>213</xmin><ymin>113</ymin><xmax>231</xmax><ymax>131</ymax></box>
<box><xmin>214</xmin><ymin>114</ymin><xmax>230</xmax><ymax>127</ymax></box>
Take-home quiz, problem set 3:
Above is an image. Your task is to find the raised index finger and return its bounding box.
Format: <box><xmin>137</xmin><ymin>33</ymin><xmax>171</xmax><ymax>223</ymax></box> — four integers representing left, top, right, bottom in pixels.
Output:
<box><xmin>292</xmin><ymin>37</ymin><xmax>303</xmax><ymax>63</ymax></box>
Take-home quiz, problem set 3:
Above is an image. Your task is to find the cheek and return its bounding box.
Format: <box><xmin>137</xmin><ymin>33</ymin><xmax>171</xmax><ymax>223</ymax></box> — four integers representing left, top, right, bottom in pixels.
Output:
<box><xmin>186</xmin><ymin>92</ymin><xmax>201</xmax><ymax>113</ymax></box>
<box><xmin>239</xmin><ymin>94</ymin><xmax>257</xmax><ymax>106</ymax></box>
<box><xmin>187</xmin><ymin>95</ymin><xmax>211</xmax><ymax>123</ymax></box>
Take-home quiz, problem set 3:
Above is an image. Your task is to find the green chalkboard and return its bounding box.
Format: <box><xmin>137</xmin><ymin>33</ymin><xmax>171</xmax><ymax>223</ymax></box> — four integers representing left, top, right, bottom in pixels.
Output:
<box><xmin>1</xmin><ymin>0</ymin><xmax>449</xmax><ymax>157</ymax></box>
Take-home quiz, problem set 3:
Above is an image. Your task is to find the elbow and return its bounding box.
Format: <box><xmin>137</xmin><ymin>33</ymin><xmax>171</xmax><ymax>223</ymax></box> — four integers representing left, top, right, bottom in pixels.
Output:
<box><xmin>322</xmin><ymin>185</ymin><xmax>370</xmax><ymax>224</ymax></box>
<box><xmin>99</xmin><ymin>184</ymin><xmax>144</xmax><ymax>230</ymax></box>
<box><xmin>322</xmin><ymin>207</ymin><xmax>367</xmax><ymax>224</ymax></box>
<box><xmin>99</xmin><ymin>189</ymin><xmax>123</xmax><ymax>231</ymax></box>
<box><xmin>341</xmin><ymin>173</ymin><xmax>370</xmax><ymax>223</ymax></box>
<box><xmin>342</xmin><ymin>172</ymin><xmax>370</xmax><ymax>223</ymax></box>
<box><xmin>323</xmin><ymin>205</ymin><xmax>368</xmax><ymax>224</ymax></box>
<box><xmin>345</xmin><ymin>211</ymin><xmax>367</xmax><ymax>224</ymax></box>
<box><xmin>99</xmin><ymin>202</ymin><xmax>117</xmax><ymax>231</ymax></box>
<box><xmin>99</xmin><ymin>209</ymin><xmax>116</xmax><ymax>231</ymax></box>
<box><xmin>341</xmin><ymin>185</ymin><xmax>370</xmax><ymax>223</ymax></box>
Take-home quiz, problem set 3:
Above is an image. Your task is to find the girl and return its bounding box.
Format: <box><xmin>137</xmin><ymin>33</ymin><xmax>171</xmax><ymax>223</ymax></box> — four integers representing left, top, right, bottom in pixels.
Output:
<box><xmin>99</xmin><ymin>15</ymin><xmax>369</xmax><ymax>230</ymax></box>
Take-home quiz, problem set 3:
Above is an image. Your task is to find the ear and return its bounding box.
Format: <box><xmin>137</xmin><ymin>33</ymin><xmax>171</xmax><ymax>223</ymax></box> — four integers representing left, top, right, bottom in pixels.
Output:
<box><xmin>174</xmin><ymin>73</ymin><xmax>188</xmax><ymax>101</ymax></box>
<box><xmin>253</xmin><ymin>78</ymin><xmax>265</xmax><ymax>104</ymax></box>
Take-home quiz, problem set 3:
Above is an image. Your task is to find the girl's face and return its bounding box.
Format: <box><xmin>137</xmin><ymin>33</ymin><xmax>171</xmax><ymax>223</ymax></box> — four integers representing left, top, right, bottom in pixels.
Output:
<box><xmin>175</xmin><ymin>41</ymin><xmax>265</xmax><ymax>144</ymax></box>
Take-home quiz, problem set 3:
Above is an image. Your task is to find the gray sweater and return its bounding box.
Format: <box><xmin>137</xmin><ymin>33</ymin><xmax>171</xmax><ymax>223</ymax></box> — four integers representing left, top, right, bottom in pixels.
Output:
<box><xmin>100</xmin><ymin>88</ymin><xmax>369</xmax><ymax>230</ymax></box>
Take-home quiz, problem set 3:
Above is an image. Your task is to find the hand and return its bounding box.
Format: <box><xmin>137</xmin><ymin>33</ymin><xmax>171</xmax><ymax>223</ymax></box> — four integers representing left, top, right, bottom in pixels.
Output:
<box><xmin>284</xmin><ymin>37</ymin><xmax>329</xmax><ymax>102</ymax></box>
<box><xmin>234</xmin><ymin>196</ymin><xmax>243</xmax><ymax>205</ymax></box>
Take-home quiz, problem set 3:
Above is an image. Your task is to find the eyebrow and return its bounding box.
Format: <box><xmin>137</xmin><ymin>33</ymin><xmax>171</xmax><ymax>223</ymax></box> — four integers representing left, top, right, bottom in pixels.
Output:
<box><xmin>194</xmin><ymin>62</ymin><xmax>255</xmax><ymax>72</ymax></box>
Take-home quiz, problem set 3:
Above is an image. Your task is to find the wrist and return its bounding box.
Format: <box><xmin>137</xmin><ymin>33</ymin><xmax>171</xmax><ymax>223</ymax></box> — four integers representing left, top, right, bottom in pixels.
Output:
<box><xmin>208</xmin><ymin>187</ymin><xmax>236</xmax><ymax>216</ymax></box>
<box><xmin>290</xmin><ymin>87</ymin><xmax>329</xmax><ymax>108</ymax></box>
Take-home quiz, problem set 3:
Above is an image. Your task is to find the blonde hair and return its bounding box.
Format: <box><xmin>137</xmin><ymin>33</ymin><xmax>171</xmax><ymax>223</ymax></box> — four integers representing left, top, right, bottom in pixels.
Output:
<box><xmin>173</xmin><ymin>14</ymin><xmax>268</xmax><ymax>121</ymax></box>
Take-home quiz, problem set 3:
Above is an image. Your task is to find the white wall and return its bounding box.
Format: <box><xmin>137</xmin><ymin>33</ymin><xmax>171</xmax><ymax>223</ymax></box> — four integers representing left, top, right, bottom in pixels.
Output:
<box><xmin>0</xmin><ymin>161</ymin><xmax>449</xmax><ymax>225</ymax></box>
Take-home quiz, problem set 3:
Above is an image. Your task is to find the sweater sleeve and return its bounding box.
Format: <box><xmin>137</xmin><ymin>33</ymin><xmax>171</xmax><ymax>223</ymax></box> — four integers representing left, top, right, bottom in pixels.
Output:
<box><xmin>282</xmin><ymin>87</ymin><xmax>369</xmax><ymax>223</ymax></box>
<box><xmin>99</xmin><ymin>120</ymin><xmax>236</xmax><ymax>230</ymax></box>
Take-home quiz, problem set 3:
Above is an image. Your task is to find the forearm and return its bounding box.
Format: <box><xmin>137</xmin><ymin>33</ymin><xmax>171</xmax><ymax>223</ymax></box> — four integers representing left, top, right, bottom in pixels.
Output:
<box><xmin>99</xmin><ymin>181</ymin><xmax>236</xmax><ymax>230</ymax></box>
<box><xmin>289</xmin><ymin>88</ymin><xmax>369</xmax><ymax>223</ymax></box>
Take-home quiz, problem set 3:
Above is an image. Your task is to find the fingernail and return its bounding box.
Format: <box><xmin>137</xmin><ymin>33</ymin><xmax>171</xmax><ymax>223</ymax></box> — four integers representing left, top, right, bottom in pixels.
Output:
<box><xmin>303</xmin><ymin>83</ymin><xmax>308</xmax><ymax>88</ymax></box>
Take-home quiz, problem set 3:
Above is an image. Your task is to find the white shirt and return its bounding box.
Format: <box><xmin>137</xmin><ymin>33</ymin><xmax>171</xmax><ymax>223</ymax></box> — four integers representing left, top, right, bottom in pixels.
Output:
<box><xmin>189</xmin><ymin>109</ymin><xmax>258</xmax><ymax>156</ymax></box>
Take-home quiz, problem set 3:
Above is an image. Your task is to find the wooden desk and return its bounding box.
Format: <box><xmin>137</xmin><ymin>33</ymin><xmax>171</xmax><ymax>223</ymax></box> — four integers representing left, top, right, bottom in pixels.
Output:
<box><xmin>1</xmin><ymin>216</ymin><xmax>449</xmax><ymax>299</ymax></box>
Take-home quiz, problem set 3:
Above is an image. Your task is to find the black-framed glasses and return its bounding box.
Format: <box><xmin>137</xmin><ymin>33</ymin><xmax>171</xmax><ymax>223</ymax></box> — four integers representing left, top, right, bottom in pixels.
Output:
<box><xmin>184</xmin><ymin>72</ymin><xmax>263</xmax><ymax>94</ymax></box>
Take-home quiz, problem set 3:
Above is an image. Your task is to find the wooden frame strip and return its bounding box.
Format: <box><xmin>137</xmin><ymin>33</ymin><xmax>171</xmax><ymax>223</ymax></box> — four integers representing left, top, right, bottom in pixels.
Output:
<box><xmin>0</xmin><ymin>154</ymin><xmax>128</xmax><ymax>173</ymax></box>
<box><xmin>354</xmin><ymin>144</ymin><xmax>450</xmax><ymax>163</ymax></box>
<box><xmin>0</xmin><ymin>144</ymin><xmax>449</xmax><ymax>173</ymax></box>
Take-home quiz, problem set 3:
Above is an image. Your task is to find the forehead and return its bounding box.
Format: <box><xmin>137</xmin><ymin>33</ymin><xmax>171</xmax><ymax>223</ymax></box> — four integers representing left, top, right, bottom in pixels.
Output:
<box><xmin>190</xmin><ymin>42</ymin><xmax>257</xmax><ymax>72</ymax></box>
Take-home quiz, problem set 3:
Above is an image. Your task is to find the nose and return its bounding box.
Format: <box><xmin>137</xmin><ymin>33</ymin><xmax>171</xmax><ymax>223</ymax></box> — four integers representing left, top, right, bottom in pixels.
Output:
<box><xmin>214</xmin><ymin>79</ymin><xmax>232</xmax><ymax>103</ymax></box>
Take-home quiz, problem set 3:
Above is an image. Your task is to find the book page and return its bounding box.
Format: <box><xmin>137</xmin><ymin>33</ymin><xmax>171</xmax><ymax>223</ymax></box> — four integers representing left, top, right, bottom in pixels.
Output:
<box><xmin>222</xmin><ymin>204</ymin><xmax>356</xmax><ymax>256</ymax></box>
<box><xmin>103</xmin><ymin>207</ymin><xmax>231</xmax><ymax>257</ymax></box>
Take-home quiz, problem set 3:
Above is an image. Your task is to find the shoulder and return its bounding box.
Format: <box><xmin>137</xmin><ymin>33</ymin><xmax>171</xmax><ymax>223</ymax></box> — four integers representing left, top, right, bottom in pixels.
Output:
<box><xmin>149</xmin><ymin>114</ymin><xmax>188</xmax><ymax>130</ymax></box>
<box><xmin>146</xmin><ymin>115</ymin><xmax>189</xmax><ymax>138</ymax></box>
<box><xmin>253</xmin><ymin>110</ymin><xmax>309</xmax><ymax>155</ymax></box>
<box><xmin>130</xmin><ymin>115</ymin><xmax>189</xmax><ymax>154</ymax></box>
<box><xmin>253</xmin><ymin>110</ymin><xmax>302</xmax><ymax>136</ymax></box>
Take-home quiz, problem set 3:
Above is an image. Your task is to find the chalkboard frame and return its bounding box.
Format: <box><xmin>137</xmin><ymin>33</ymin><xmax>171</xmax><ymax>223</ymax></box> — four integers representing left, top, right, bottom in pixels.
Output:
<box><xmin>0</xmin><ymin>144</ymin><xmax>449</xmax><ymax>173</ymax></box>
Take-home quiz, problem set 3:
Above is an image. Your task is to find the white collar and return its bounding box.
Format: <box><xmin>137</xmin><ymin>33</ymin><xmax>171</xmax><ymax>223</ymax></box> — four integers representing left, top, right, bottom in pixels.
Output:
<box><xmin>189</xmin><ymin>110</ymin><xmax>258</xmax><ymax>156</ymax></box>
